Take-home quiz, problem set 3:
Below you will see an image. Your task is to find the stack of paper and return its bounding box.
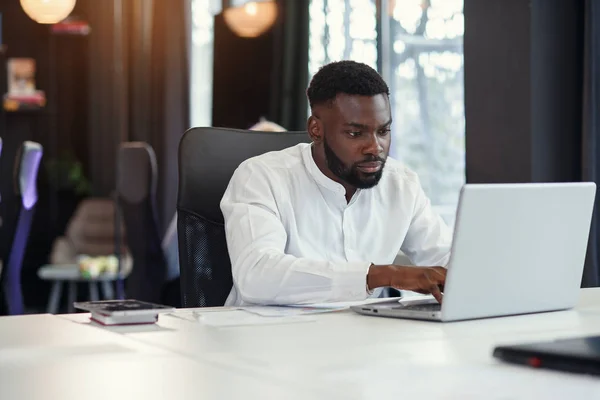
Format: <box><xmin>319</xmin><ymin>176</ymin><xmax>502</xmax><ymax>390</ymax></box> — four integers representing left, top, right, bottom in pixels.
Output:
<box><xmin>194</xmin><ymin>310</ymin><xmax>315</xmax><ymax>327</ymax></box>
<box><xmin>188</xmin><ymin>298</ymin><xmax>403</xmax><ymax>327</ymax></box>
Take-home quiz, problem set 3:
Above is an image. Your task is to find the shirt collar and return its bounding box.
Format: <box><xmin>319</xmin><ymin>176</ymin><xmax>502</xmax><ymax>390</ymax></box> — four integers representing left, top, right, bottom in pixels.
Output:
<box><xmin>301</xmin><ymin>143</ymin><xmax>349</xmax><ymax>196</ymax></box>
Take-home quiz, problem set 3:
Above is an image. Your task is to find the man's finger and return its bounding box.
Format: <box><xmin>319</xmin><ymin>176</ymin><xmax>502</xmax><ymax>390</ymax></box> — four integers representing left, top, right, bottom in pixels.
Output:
<box><xmin>430</xmin><ymin>284</ymin><xmax>443</xmax><ymax>304</ymax></box>
<box><xmin>422</xmin><ymin>271</ymin><xmax>444</xmax><ymax>304</ymax></box>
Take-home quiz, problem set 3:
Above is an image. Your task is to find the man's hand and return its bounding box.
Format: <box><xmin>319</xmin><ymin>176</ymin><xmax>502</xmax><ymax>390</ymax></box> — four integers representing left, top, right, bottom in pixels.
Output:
<box><xmin>367</xmin><ymin>265</ymin><xmax>447</xmax><ymax>304</ymax></box>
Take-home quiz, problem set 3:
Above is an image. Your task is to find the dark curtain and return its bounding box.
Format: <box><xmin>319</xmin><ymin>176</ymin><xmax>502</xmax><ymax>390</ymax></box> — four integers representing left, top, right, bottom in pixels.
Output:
<box><xmin>581</xmin><ymin>0</ymin><xmax>600</xmax><ymax>287</ymax></box>
<box><xmin>87</xmin><ymin>0</ymin><xmax>190</xmax><ymax>231</ymax></box>
<box><xmin>269</xmin><ymin>0</ymin><xmax>309</xmax><ymax>131</ymax></box>
<box><xmin>150</xmin><ymin>0</ymin><xmax>190</xmax><ymax>232</ymax></box>
<box><xmin>87</xmin><ymin>0</ymin><xmax>126</xmax><ymax>196</ymax></box>
<box><xmin>464</xmin><ymin>0</ymin><xmax>600</xmax><ymax>287</ymax></box>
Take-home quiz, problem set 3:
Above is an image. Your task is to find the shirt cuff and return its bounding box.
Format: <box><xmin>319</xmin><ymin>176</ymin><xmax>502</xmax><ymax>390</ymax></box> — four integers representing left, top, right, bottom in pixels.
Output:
<box><xmin>331</xmin><ymin>261</ymin><xmax>372</xmax><ymax>301</ymax></box>
<box><xmin>366</xmin><ymin>264</ymin><xmax>374</xmax><ymax>296</ymax></box>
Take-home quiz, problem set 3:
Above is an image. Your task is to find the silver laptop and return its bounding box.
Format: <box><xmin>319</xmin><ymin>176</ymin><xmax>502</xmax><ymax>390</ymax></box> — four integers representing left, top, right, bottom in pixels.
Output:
<box><xmin>351</xmin><ymin>182</ymin><xmax>597</xmax><ymax>322</ymax></box>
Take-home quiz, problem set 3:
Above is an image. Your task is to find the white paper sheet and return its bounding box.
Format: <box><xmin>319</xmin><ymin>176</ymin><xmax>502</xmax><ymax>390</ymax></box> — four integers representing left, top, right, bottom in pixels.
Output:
<box><xmin>241</xmin><ymin>306</ymin><xmax>344</xmax><ymax>317</ymax></box>
<box><xmin>194</xmin><ymin>310</ymin><xmax>316</xmax><ymax>327</ymax></box>
<box><xmin>284</xmin><ymin>296</ymin><xmax>404</xmax><ymax>310</ymax></box>
<box><xmin>166</xmin><ymin>307</ymin><xmax>240</xmax><ymax>323</ymax></box>
<box><xmin>242</xmin><ymin>297</ymin><xmax>409</xmax><ymax>317</ymax></box>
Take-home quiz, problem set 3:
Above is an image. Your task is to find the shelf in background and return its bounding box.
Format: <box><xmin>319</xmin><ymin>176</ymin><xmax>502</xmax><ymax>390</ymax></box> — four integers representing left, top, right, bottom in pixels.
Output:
<box><xmin>3</xmin><ymin>91</ymin><xmax>46</xmax><ymax>112</ymax></box>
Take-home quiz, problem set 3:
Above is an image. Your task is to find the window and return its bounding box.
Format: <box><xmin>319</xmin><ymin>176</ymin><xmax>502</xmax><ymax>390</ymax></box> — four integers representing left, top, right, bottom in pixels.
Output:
<box><xmin>308</xmin><ymin>0</ymin><xmax>378</xmax><ymax>78</ymax></box>
<box><xmin>308</xmin><ymin>0</ymin><xmax>465</xmax><ymax>228</ymax></box>
<box><xmin>386</xmin><ymin>0</ymin><xmax>464</xmax><ymax>227</ymax></box>
<box><xmin>189</xmin><ymin>0</ymin><xmax>215</xmax><ymax>128</ymax></box>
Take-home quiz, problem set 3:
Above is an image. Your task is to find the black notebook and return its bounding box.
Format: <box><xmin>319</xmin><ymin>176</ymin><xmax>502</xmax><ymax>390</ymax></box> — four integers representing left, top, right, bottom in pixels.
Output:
<box><xmin>493</xmin><ymin>335</ymin><xmax>600</xmax><ymax>376</ymax></box>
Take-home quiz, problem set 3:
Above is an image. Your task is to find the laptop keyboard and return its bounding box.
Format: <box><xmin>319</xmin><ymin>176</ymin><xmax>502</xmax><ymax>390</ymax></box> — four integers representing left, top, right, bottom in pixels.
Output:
<box><xmin>399</xmin><ymin>303</ymin><xmax>442</xmax><ymax>312</ymax></box>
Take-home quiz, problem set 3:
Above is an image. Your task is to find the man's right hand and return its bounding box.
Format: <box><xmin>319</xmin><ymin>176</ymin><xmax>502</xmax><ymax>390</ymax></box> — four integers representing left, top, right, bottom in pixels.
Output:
<box><xmin>367</xmin><ymin>265</ymin><xmax>447</xmax><ymax>304</ymax></box>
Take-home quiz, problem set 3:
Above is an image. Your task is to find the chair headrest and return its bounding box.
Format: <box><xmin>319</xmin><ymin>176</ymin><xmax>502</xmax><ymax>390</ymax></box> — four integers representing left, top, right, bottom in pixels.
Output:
<box><xmin>178</xmin><ymin>127</ymin><xmax>309</xmax><ymax>223</ymax></box>
<box><xmin>117</xmin><ymin>142</ymin><xmax>158</xmax><ymax>204</ymax></box>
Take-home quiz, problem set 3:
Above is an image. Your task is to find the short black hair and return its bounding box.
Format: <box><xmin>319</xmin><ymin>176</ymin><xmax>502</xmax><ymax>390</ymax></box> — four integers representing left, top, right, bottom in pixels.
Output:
<box><xmin>306</xmin><ymin>60</ymin><xmax>390</xmax><ymax>108</ymax></box>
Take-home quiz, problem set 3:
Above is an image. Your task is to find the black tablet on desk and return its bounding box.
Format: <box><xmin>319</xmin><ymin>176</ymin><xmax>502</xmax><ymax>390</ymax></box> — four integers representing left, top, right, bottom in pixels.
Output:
<box><xmin>493</xmin><ymin>335</ymin><xmax>600</xmax><ymax>376</ymax></box>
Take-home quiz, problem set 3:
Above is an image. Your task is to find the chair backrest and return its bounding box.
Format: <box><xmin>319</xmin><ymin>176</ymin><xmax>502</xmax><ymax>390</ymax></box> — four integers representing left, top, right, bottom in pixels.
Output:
<box><xmin>1</xmin><ymin>141</ymin><xmax>43</xmax><ymax>315</ymax></box>
<box><xmin>117</xmin><ymin>142</ymin><xmax>166</xmax><ymax>303</ymax></box>
<box><xmin>65</xmin><ymin>197</ymin><xmax>126</xmax><ymax>256</ymax></box>
<box><xmin>177</xmin><ymin>127</ymin><xmax>309</xmax><ymax>307</ymax></box>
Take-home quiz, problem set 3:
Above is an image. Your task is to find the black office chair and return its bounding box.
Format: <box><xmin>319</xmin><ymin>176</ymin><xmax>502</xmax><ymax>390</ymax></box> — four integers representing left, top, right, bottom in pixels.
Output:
<box><xmin>177</xmin><ymin>127</ymin><xmax>309</xmax><ymax>307</ymax></box>
<box><xmin>116</xmin><ymin>142</ymin><xmax>166</xmax><ymax>304</ymax></box>
<box><xmin>0</xmin><ymin>141</ymin><xmax>43</xmax><ymax>315</ymax></box>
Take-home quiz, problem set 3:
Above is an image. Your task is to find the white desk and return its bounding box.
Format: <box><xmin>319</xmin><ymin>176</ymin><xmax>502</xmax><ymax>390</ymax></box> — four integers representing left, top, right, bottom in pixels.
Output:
<box><xmin>0</xmin><ymin>314</ymin><xmax>323</xmax><ymax>399</ymax></box>
<box><xmin>0</xmin><ymin>355</ymin><xmax>320</xmax><ymax>400</ymax></box>
<box><xmin>58</xmin><ymin>288</ymin><xmax>600</xmax><ymax>398</ymax></box>
<box><xmin>3</xmin><ymin>289</ymin><xmax>600</xmax><ymax>399</ymax></box>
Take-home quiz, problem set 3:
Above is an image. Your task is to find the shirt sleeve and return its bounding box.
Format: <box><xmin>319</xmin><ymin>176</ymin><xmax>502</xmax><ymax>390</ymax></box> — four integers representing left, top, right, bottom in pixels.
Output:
<box><xmin>220</xmin><ymin>161</ymin><xmax>371</xmax><ymax>305</ymax></box>
<box><xmin>399</xmin><ymin>177</ymin><xmax>453</xmax><ymax>268</ymax></box>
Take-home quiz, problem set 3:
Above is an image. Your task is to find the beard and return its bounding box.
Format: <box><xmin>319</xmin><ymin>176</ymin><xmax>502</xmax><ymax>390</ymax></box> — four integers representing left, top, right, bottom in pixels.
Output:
<box><xmin>323</xmin><ymin>136</ymin><xmax>386</xmax><ymax>189</ymax></box>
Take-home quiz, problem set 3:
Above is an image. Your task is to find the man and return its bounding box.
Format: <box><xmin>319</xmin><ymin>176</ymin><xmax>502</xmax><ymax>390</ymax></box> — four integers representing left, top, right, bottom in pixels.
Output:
<box><xmin>220</xmin><ymin>60</ymin><xmax>452</xmax><ymax>306</ymax></box>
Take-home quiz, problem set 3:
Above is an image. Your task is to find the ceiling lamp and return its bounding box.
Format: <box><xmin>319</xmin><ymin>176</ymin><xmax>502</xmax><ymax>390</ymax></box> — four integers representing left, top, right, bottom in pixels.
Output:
<box><xmin>20</xmin><ymin>0</ymin><xmax>76</xmax><ymax>24</ymax></box>
<box><xmin>223</xmin><ymin>0</ymin><xmax>278</xmax><ymax>38</ymax></box>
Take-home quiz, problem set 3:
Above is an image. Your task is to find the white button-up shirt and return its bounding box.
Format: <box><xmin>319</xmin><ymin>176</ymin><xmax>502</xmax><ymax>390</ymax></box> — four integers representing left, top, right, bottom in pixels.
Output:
<box><xmin>220</xmin><ymin>143</ymin><xmax>452</xmax><ymax>306</ymax></box>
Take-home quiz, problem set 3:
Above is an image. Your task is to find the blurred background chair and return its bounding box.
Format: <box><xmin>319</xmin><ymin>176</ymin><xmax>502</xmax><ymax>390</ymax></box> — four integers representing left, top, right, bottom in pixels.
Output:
<box><xmin>0</xmin><ymin>141</ymin><xmax>43</xmax><ymax>315</ymax></box>
<box><xmin>117</xmin><ymin>142</ymin><xmax>167</xmax><ymax>304</ymax></box>
<box><xmin>177</xmin><ymin>127</ymin><xmax>309</xmax><ymax>308</ymax></box>
<box><xmin>37</xmin><ymin>197</ymin><xmax>132</xmax><ymax>313</ymax></box>
<box><xmin>49</xmin><ymin>198</ymin><xmax>129</xmax><ymax>266</ymax></box>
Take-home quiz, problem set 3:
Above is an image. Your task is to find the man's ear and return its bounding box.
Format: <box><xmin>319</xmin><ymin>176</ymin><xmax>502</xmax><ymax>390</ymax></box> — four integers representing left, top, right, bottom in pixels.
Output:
<box><xmin>307</xmin><ymin>115</ymin><xmax>323</xmax><ymax>143</ymax></box>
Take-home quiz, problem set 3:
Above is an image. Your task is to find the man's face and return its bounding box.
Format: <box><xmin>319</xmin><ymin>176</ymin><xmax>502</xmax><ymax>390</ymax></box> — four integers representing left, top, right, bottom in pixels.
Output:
<box><xmin>313</xmin><ymin>93</ymin><xmax>392</xmax><ymax>189</ymax></box>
